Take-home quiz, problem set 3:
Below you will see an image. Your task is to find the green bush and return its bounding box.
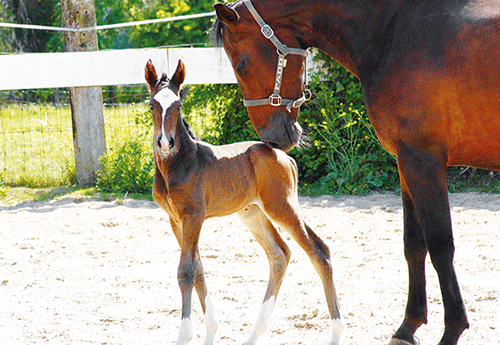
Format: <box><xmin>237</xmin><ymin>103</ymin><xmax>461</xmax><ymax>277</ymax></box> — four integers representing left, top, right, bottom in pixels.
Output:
<box><xmin>292</xmin><ymin>52</ymin><xmax>399</xmax><ymax>194</ymax></box>
<box><xmin>182</xmin><ymin>84</ymin><xmax>259</xmax><ymax>144</ymax></box>
<box><xmin>96</xmin><ymin>108</ymin><xmax>154</xmax><ymax>193</ymax></box>
<box><xmin>96</xmin><ymin>139</ymin><xmax>154</xmax><ymax>193</ymax></box>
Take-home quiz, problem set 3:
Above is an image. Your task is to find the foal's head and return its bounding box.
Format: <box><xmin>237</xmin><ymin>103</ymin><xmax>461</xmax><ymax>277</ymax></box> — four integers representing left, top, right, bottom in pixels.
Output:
<box><xmin>145</xmin><ymin>59</ymin><xmax>189</xmax><ymax>158</ymax></box>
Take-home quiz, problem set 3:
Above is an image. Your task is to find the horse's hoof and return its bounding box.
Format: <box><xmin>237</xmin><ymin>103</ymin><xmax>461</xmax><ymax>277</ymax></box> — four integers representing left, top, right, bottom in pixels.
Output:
<box><xmin>388</xmin><ymin>336</ymin><xmax>420</xmax><ymax>345</ymax></box>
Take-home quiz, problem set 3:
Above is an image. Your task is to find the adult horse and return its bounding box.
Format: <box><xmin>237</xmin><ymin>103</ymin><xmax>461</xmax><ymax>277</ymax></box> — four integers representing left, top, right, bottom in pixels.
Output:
<box><xmin>212</xmin><ymin>0</ymin><xmax>500</xmax><ymax>344</ymax></box>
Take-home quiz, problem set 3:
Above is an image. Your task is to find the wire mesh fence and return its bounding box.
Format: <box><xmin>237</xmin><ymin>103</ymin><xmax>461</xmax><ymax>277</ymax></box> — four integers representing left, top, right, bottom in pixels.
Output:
<box><xmin>0</xmin><ymin>86</ymin><xmax>151</xmax><ymax>187</ymax></box>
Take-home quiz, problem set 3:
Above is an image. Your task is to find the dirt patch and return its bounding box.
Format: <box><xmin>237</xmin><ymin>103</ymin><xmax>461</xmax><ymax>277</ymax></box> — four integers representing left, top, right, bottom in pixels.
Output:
<box><xmin>1</xmin><ymin>193</ymin><xmax>498</xmax><ymax>344</ymax></box>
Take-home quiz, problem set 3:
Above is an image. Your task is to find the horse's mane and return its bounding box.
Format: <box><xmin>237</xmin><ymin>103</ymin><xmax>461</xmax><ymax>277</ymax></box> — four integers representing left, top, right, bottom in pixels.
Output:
<box><xmin>181</xmin><ymin>116</ymin><xmax>198</xmax><ymax>141</ymax></box>
<box><xmin>210</xmin><ymin>2</ymin><xmax>238</xmax><ymax>47</ymax></box>
<box><xmin>155</xmin><ymin>73</ymin><xmax>170</xmax><ymax>91</ymax></box>
<box><xmin>210</xmin><ymin>18</ymin><xmax>224</xmax><ymax>47</ymax></box>
<box><xmin>179</xmin><ymin>87</ymin><xmax>198</xmax><ymax>141</ymax></box>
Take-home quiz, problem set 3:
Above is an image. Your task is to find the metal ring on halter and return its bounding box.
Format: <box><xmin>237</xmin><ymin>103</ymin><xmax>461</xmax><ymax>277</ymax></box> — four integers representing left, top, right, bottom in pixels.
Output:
<box><xmin>269</xmin><ymin>94</ymin><xmax>283</xmax><ymax>106</ymax></box>
<box><xmin>286</xmin><ymin>89</ymin><xmax>312</xmax><ymax>112</ymax></box>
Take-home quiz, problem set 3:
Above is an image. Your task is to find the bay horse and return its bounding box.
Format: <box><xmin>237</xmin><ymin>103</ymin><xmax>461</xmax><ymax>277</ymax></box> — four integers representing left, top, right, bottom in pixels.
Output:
<box><xmin>145</xmin><ymin>59</ymin><xmax>345</xmax><ymax>345</ymax></box>
<box><xmin>212</xmin><ymin>1</ymin><xmax>500</xmax><ymax>344</ymax></box>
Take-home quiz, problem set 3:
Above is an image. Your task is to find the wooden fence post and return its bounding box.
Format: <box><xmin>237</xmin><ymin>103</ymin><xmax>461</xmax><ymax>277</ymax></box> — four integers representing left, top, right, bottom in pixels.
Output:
<box><xmin>61</xmin><ymin>0</ymin><xmax>106</xmax><ymax>185</ymax></box>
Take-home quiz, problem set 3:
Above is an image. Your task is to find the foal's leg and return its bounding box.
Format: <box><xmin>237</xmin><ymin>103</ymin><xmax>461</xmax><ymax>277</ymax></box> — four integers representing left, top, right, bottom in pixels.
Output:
<box><xmin>390</xmin><ymin>186</ymin><xmax>428</xmax><ymax>345</ymax></box>
<box><xmin>237</xmin><ymin>205</ymin><xmax>291</xmax><ymax>345</ymax></box>
<box><xmin>394</xmin><ymin>144</ymin><xmax>469</xmax><ymax>345</ymax></box>
<box><xmin>170</xmin><ymin>219</ymin><xmax>218</xmax><ymax>344</ymax></box>
<box><xmin>261</xmin><ymin>198</ymin><xmax>345</xmax><ymax>345</ymax></box>
<box><xmin>172</xmin><ymin>217</ymin><xmax>218</xmax><ymax>345</ymax></box>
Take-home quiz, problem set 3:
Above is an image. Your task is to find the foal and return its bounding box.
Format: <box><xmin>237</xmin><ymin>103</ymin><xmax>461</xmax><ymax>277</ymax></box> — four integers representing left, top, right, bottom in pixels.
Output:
<box><xmin>145</xmin><ymin>59</ymin><xmax>345</xmax><ymax>345</ymax></box>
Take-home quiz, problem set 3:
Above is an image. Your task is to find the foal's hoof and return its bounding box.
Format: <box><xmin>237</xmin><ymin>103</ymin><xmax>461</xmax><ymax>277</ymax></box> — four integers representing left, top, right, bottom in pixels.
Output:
<box><xmin>388</xmin><ymin>336</ymin><xmax>420</xmax><ymax>345</ymax></box>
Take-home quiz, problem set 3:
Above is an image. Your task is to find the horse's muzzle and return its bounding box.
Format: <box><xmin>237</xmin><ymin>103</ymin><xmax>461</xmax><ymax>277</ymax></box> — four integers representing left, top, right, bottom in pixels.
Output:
<box><xmin>157</xmin><ymin>133</ymin><xmax>175</xmax><ymax>155</ymax></box>
<box><xmin>258</xmin><ymin>116</ymin><xmax>302</xmax><ymax>152</ymax></box>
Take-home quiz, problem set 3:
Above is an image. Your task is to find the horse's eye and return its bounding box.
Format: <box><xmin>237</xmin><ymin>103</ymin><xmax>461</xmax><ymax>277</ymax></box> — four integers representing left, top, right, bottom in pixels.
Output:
<box><xmin>149</xmin><ymin>103</ymin><xmax>154</xmax><ymax>111</ymax></box>
<box><xmin>236</xmin><ymin>58</ymin><xmax>247</xmax><ymax>75</ymax></box>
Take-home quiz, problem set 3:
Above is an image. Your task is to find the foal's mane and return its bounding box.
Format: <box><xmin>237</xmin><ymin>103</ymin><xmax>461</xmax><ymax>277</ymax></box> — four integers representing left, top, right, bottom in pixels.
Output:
<box><xmin>181</xmin><ymin>117</ymin><xmax>198</xmax><ymax>141</ymax></box>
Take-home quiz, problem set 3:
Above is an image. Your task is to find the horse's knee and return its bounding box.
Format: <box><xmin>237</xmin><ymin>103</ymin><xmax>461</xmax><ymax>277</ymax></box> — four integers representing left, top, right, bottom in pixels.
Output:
<box><xmin>178</xmin><ymin>261</ymin><xmax>197</xmax><ymax>289</ymax></box>
<box><xmin>426</xmin><ymin>234</ymin><xmax>455</xmax><ymax>269</ymax></box>
<box><xmin>306</xmin><ymin>225</ymin><xmax>331</xmax><ymax>263</ymax></box>
<box><xmin>280</xmin><ymin>242</ymin><xmax>292</xmax><ymax>265</ymax></box>
<box><xmin>267</xmin><ymin>241</ymin><xmax>290</xmax><ymax>279</ymax></box>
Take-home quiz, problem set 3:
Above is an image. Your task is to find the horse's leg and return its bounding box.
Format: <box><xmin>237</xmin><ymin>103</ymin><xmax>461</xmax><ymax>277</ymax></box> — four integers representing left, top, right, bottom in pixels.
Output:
<box><xmin>237</xmin><ymin>204</ymin><xmax>291</xmax><ymax>345</ymax></box>
<box><xmin>392</xmin><ymin>144</ymin><xmax>469</xmax><ymax>345</ymax></box>
<box><xmin>261</xmin><ymin>199</ymin><xmax>345</xmax><ymax>345</ymax></box>
<box><xmin>175</xmin><ymin>215</ymin><xmax>207</xmax><ymax>345</ymax></box>
<box><xmin>170</xmin><ymin>219</ymin><xmax>218</xmax><ymax>345</ymax></box>
<box><xmin>390</xmin><ymin>185</ymin><xmax>428</xmax><ymax>345</ymax></box>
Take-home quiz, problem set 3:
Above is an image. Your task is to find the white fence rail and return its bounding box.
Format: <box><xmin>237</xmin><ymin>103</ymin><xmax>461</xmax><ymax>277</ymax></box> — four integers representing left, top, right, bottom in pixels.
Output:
<box><xmin>0</xmin><ymin>47</ymin><xmax>321</xmax><ymax>90</ymax></box>
<box><xmin>0</xmin><ymin>47</ymin><xmax>238</xmax><ymax>90</ymax></box>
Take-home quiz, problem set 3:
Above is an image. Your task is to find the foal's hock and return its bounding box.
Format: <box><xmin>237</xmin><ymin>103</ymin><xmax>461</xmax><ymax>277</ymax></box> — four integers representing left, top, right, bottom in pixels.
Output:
<box><xmin>145</xmin><ymin>59</ymin><xmax>345</xmax><ymax>345</ymax></box>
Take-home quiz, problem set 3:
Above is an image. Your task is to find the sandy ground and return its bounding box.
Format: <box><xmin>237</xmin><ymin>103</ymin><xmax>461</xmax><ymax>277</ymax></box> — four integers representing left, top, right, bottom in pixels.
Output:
<box><xmin>1</xmin><ymin>192</ymin><xmax>498</xmax><ymax>345</ymax></box>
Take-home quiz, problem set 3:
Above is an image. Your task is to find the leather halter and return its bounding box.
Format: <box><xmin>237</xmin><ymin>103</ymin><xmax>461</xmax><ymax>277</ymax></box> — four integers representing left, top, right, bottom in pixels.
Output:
<box><xmin>241</xmin><ymin>0</ymin><xmax>311</xmax><ymax>112</ymax></box>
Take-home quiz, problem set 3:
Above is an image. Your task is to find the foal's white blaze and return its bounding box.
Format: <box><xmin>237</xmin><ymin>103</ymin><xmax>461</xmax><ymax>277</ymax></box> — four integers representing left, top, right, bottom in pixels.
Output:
<box><xmin>153</xmin><ymin>87</ymin><xmax>179</xmax><ymax>154</ymax></box>
<box><xmin>175</xmin><ymin>317</ymin><xmax>193</xmax><ymax>345</ymax></box>
<box><xmin>330</xmin><ymin>317</ymin><xmax>346</xmax><ymax>345</ymax></box>
<box><xmin>244</xmin><ymin>296</ymin><xmax>275</xmax><ymax>345</ymax></box>
<box><xmin>203</xmin><ymin>294</ymin><xmax>218</xmax><ymax>345</ymax></box>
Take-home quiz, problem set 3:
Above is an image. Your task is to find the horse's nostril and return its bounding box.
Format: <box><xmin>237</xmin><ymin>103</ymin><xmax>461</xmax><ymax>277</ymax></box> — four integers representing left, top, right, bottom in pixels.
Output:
<box><xmin>169</xmin><ymin>137</ymin><xmax>175</xmax><ymax>148</ymax></box>
<box><xmin>157</xmin><ymin>135</ymin><xmax>162</xmax><ymax>148</ymax></box>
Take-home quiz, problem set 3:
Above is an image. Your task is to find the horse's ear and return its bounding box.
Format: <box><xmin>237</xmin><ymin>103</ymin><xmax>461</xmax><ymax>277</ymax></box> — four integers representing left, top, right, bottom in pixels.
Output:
<box><xmin>170</xmin><ymin>60</ymin><xmax>186</xmax><ymax>92</ymax></box>
<box><xmin>214</xmin><ymin>3</ymin><xmax>240</xmax><ymax>25</ymax></box>
<box><xmin>145</xmin><ymin>59</ymin><xmax>158</xmax><ymax>92</ymax></box>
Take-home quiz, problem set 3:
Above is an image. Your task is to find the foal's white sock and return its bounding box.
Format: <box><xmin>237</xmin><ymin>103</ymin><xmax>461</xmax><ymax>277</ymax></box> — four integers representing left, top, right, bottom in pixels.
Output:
<box><xmin>204</xmin><ymin>294</ymin><xmax>218</xmax><ymax>345</ymax></box>
<box><xmin>244</xmin><ymin>296</ymin><xmax>276</xmax><ymax>345</ymax></box>
<box><xmin>329</xmin><ymin>317</ymin><xmax>347</xmax><ymax>345</ymax></box>
<box><xmin>175</xmin><ymin>317</ymin><xmax>193</xmax><ymax>345</ymax></box>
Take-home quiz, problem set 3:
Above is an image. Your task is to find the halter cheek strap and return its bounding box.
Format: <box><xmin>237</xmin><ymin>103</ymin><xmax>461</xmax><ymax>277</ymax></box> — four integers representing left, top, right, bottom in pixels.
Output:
<box><xmin>241</xmin><ymin>0</ymin><xmax>311</xmax><ymax>112</ymax></box>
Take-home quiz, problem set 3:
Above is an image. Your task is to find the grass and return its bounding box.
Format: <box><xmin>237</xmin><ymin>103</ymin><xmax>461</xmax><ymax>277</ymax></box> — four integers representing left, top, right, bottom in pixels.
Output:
<box><xmin>0</xmin><ymin>104</ymin><xmax>74</xmax><ymax>186</ymax></box>
<box><xmin>0</xmin><ymin>102</ymin><xmax>151</xmax><ymax>187</ymax></box>
<box><xmin>0</xmin><ymin>185</ymin><xmax>152</xmax><ymax>206</ymax></box>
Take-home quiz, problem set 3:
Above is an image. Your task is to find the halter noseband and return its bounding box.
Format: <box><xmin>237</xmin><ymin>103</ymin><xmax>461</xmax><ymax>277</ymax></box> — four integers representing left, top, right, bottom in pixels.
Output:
<box><xmin>241</xmin><ymin>0</ymin><xmax>311</xmax><ymax>112</ymax></box>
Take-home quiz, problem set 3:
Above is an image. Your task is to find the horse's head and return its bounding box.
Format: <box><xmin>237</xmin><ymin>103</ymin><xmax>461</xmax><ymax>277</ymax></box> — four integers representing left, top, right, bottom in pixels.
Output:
<box><xmin>213</xmin><ymin>0</ymin><xmax>310</xmax><ymax>151</ymax></box>
<box><xmin>145</xmin><ymin>59</ymin><xmax>185</xmax><ymax>157</ymax></box>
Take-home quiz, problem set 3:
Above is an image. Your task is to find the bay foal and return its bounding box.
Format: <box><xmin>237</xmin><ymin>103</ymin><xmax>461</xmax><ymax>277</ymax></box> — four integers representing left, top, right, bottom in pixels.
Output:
<box><xmin>145</xmin><ymin>59</ymin><xmax>345</xmax><ymax>345</ymax></box>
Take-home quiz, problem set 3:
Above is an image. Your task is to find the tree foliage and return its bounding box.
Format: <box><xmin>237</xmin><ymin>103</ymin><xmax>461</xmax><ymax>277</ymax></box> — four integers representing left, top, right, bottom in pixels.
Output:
<box><xmin>0</xmin><ymin>0</ymin><xmax>61</xmax><ymax>52</ymax></box>
<box><xmin>0</xmin><ymin>0</ymin><xmax>215</xmax><ymax>52</ymax></box>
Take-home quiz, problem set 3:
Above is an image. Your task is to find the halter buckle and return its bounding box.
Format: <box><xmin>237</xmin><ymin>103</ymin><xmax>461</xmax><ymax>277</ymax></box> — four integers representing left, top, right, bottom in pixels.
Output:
<box><xmin>261</xmin><ymin>25</ymin><xmax>274</xmax><ymax>39</ymax></box>
<box><xmin>269</xmin><ymin>94</ymin><xmax>282</xmax><ymax>106</ymax></box>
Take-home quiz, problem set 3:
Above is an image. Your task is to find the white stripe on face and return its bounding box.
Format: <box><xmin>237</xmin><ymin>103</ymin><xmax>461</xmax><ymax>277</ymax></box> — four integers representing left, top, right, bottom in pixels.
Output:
<box><xmin>153</xmin><ymin>87</ymin><xmax>180</xmax><ymax>153</ymax></box>
<box><xmin>153</xmin><ymin>87</ymin><xmax>180</xmax><ymax>128</ymax></box>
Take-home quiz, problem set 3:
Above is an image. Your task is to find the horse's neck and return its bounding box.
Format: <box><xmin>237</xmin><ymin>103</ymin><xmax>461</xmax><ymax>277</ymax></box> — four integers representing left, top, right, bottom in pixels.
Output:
<box><xmin>176</xmin><ymin>117</ymin><xmax>198</xmax><ymax>153</ymax></box>
<box><xmin>256</xmin><ymin>0</ymin><xmax>400</xmax><ymax>78</ymax></box>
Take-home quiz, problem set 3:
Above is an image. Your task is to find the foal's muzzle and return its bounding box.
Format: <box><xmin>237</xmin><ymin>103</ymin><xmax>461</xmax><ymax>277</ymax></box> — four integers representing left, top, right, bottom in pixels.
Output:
<box><xmin>157</xmin><ymin>134</ymin><xmax>175</xmax><ymax>155</ymax></box>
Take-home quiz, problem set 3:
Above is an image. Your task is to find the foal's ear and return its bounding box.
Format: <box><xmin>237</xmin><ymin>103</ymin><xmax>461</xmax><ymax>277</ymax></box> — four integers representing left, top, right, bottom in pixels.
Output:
<box><xmin>214</xmin><ymin>3</ymin><xmax>240</xmax><ymax>25</ymax></box>
<box><xmin>145</xmin><ymin>59</ymin><xmax>158</xmax><ymax>92</ymax></box>
<box><xmin>170</xmin><ymin>59</ymin><xmax>186</xmax><ymax>92</ymax></box>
